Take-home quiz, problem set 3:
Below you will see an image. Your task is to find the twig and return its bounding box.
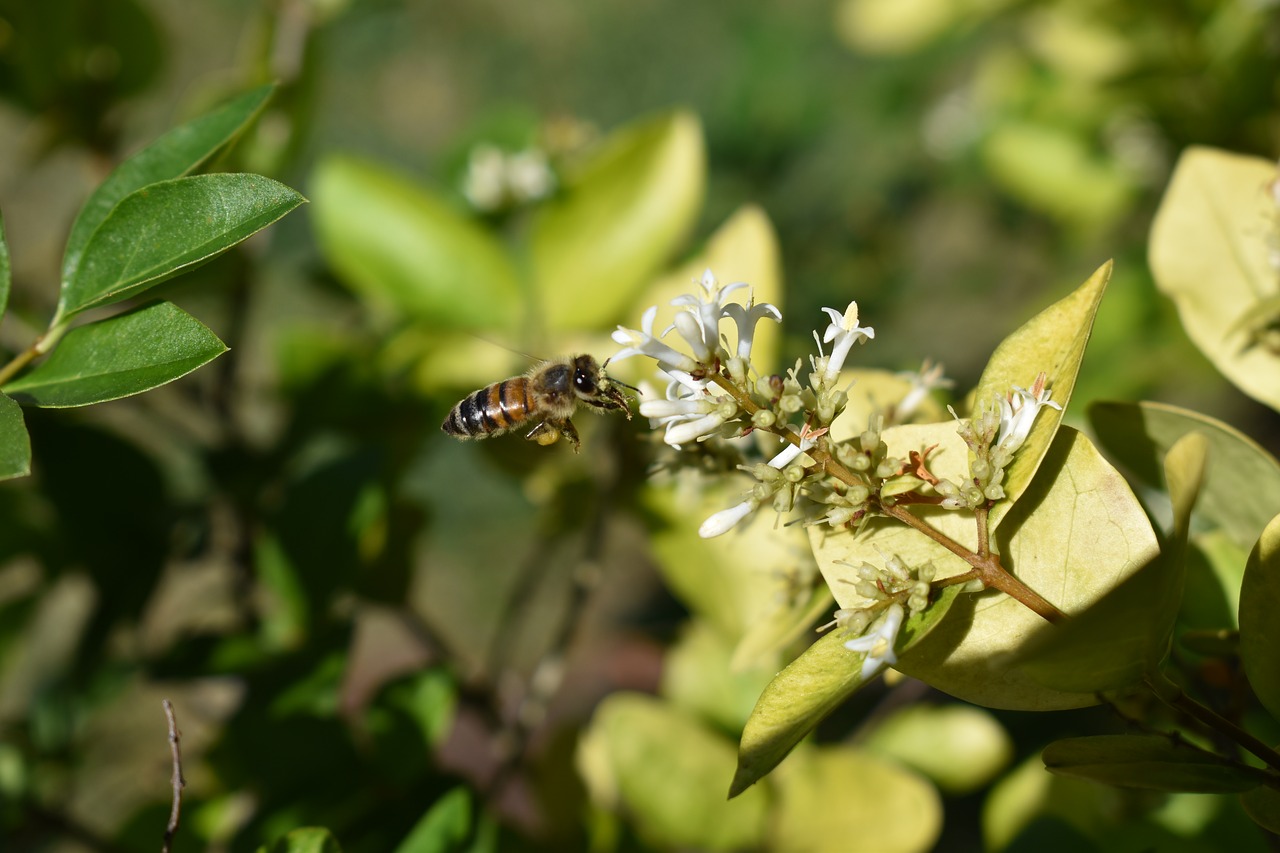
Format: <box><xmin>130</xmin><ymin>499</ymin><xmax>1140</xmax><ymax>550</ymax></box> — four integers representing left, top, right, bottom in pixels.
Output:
<box><xmin>161</xmin><ymin>699</ymin><xmax>185</xmax><ymax>853</ymax></box>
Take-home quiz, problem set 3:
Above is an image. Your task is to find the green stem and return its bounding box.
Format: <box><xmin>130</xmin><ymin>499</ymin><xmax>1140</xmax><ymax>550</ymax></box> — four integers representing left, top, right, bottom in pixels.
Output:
<box><xmin>1146</xmin><ymin>671</ymin><xmax>1280</xmax><ymax>774</ymax></box>
<box><xmin>0</xmin><ymin>320</ymin><xmax>68</xmax><ymax>388</ymax></box>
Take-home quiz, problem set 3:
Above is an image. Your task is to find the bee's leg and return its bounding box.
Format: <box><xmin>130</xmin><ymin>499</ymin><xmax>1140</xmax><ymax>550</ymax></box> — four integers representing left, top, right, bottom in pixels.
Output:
<box><xmin>526</xmin><ymin>421</ymin><xmax>561</xmax><ymax>447</ymax></box>
<box><xmin>556</xmin><ymin>419</ymin><xmax>582</xmax><ymax>452</ymax></box>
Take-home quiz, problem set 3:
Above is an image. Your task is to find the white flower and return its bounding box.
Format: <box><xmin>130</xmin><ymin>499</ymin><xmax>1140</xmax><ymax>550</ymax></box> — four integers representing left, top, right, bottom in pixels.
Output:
<box><xmin>995</xmin><ymin>372</ymin><xmax>1061</xmax><ymax>455</ymax></box>
<box><xmin>814</xmin><ymin>302</ymin><xmax>875</xmax><ymax>388</ymax></box>
<box><xmin>670</xmin><ymin>269</ymin><xmax>749</xmax><ymax>361</ymax></box>
<box><xmin>723</xmin><ymin>298</ymin><xmax>782</xmax><ymax>360</ymax></box>
<box><xmin>461</xmin><ymin>144</ymin><xmax>507</xmax><ymax>211</ymax></box>
<box><xmin>698</xmin><ymin>499</ymin><xmax>758</xmax><ymax>538</ymax></box>
<box><xmin>612</xmin><ymin>306</ymin><xmax>701</xmax><ymax>374</ymax></box>
<box><xmin>640</xmin><ymin>371</ymin><xmax>735</xmax><ymax>448</ymax></box>
<box><xmin>506</xmin><ymin>148</ymin><xmax>555</xmax><ymax>202</ymax></box>
<box><xmin>843</xmin><ymin>602</ymin><xmax>904</xmax><ymax>679</ymax></box>
<box><xmin>895</xmin><ymin>360</ymin><xmax>952</xmax><ymax>422</ymax></box>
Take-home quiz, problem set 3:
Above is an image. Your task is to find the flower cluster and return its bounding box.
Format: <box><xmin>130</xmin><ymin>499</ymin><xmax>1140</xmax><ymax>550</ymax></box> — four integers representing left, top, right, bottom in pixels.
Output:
<box><xmin>462</xmin><ymin>144</ymin><xmax>556</xmax><ymax>212</ymax></box>
<box><xmin>613</xmin><ymin>268</ymin><xmax>1064</xmax><ymax>680</ymax></box>
<box><xmin>818</xmin><ymin>554</ymin><xmax>936</xmax><ymax>679</ymax></box>
<box><xmin>943</xmin><ymin>372</ymin><xmax>1061</xmax><ymax>509</ymax></box>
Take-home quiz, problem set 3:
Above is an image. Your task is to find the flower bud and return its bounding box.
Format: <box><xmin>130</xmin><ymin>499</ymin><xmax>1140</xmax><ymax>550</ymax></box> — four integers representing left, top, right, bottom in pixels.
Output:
<box><xmin>752</xmin><ymin>409</ymin><xmax>777</xmax><ymax>429</ymax></box>
<box><xmin>784</xmin><ymin>463</ymin><xmax>806</xmax><ymax>483</ymax></box>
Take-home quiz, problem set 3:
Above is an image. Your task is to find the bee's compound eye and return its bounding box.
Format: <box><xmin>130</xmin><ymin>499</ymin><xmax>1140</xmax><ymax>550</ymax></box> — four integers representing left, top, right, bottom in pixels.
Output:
<box><xmin>573</xmin><ymin>368</ymin><xmax>597</xmax><ymax>393</ymax></box>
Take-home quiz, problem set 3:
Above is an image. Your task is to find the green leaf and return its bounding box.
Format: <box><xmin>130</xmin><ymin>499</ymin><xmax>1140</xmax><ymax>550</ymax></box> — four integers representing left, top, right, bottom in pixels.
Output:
<box><xmin>1149</xmin><ymin>146</ymin><xmax>1280</xmax><ymax>410</ymax></box>
<box><xmin>813</xmin><ymin>425</ymin><xmax>1157</xmax><ymax>710</ymax></box>
<box><xmin>769</xmin><ymin>746</ymin><xmax>942</xmax><ymax>853</ymax></box>
<box><xmin>394</xmin><ymin>787</ymin><xmax>471</xmax><ymax>853</ymax></box>
<box><xmin>310</xmin><ymin>156</ymin><xmax>521</xmax><ymax>331</ymax></box>
<box><xmin>1239</xmin><ymin>511</ymin><xmax>1280</xmax><ymax>720</ymax></box>
<box><xmin>3</xmin><ymin>301</ymin><xmax>227</xmax><ymax>407</ymax></box>
<box><xmin>971</xmin><ymin>260</ymin><xmax>1111</xmax><ymax>530</ymax></box>
<box><xmin>58</xmin><ymin>174</ymin><xmax>304</xmax><ymax>321</ymax></box>
<box><xmin>1042</xmin><ymin>735</ymin><xmax>1266</xmax><ymax>793</ymax></box>
<box><xmin>0</xmin><ymin>393</ymin><xmax>30</xmax><ymax>480</ymax></box>
<box><xmin>729</xmin><ymin>584</ymin><xmax>960</xmax><ymax>797</ymax></box>
<box><xmin>1015</xmin><ymin>432</ymin><xmax>1206</xmax><ymax>693</ymax></box>
<box><xmin>643</xmin><ymin>467</ymin><xmax>815</xmax><ymax>642</ymax></box>
<box><xmin>0</xmin><ymin>207</ymin><xmax>10</xmax><ymax>321</ymax></box>
<box><xmin>661</xmin><ymin>622</ymin><xmax>777</xmax><ymax>733</ymax></box>
<box><xmin>257</xmin><ymin>827</ymin><xmax>344</xmax><ymax>853</ymax></box>
<box><xmin>530</xmin><ymin>111</ymin><xmax>705</xmax><ymax>331</ymax></box>
<box><xmin>62</xmin><ymin>84</ymin><xmax>274</xmax><ymax>286</ymax></box>
<box><xmin>1241</xmin><ymin>784</ymin><xmax>1280</xmax><ymax>834</ymax></box>
<box><xmin>862</xmin><ymin>703</ymin><xmax>1014</xmax><ymax>794</ymax></box>
<box><xmin>1089</xmin><ymin>401</ymin><xmax>1280</xmax><ymax>552</ymax></box>
<box><xmin>579</xmin><ymin>693</ymin><xmax>767</xmax><ymax>851</ymax></box>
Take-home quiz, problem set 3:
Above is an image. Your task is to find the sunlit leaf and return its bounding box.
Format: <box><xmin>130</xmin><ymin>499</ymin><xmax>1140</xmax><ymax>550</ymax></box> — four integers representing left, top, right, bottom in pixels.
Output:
<box><xmin>4</xmin><ymin>302</ymin><xmax>227</xmax><ymax>407</ymax></box>
<box><xmin>1089</xmin><ymin>401</ymin><xmax>1280</xmax><ymax>552</ymax></box>
<box><xmin>579</xmin><ymin>693</ymin><xmax>767</xmax><ymax>851</ymax></box>
<box><xmin>0</xmin><ymin>393</ymin><xmax>29</xmax><ymax>480</ymax></box>
<box><xmin>1149</xmin><ymin>147</ymin><xmax>1280</xmax><ymax>410</ymax></box>
<box><xmin>984</xmin><ymin>123</ymin><xmax>1133</xmax><ymax>226</ymax></box>
<box><xmin>982</xmin><ymin>754</ymin><xmax>1108</xmax><ymax>851</ymax></box>
<box><xmin>813</xmin><ymin>425</ymin><xmax>1158</xmax><ymax>710</ymax></box>
<box><xmin>258</xmin><ymin>827</ymin><xmax>344</xmax><ymax>853</ymax></box>
<box><xmin>394</xmin><ymin>787</ymin><xmax>471</xmax><ymax>853</ymax></box>
<box><xmin>531</xmin><ymin>111</ymin><xmax>705</xmax><ymax>331</ymax></box>
<box><xmin>862</xmin><ymin>703</ymin><xmax>1014</xmax><ymax>794</ymax></box>
<box><xmin>661</xmin><ymin>622</ymin><xmax>776</xmax><ymax>732</ymax></box>
<box><xmin>643</xmin><ymin>464</ymin><xmax>814</xmax><ymax>643</ymax></box>
<box><xmin>1042</xmin><ymin>735</ymin><xmax>1266</xmax><ymax>793</ymax></box>
<box><xmin>311</xmin><ymin>156</ymin><xmax>521</xmax><ymax>331</ymax></box>
<box><xmin>1015</xmin><ymin>432</ymin><xmax>1205</xmax><ymax>693</ymax></box>
<box><xmin>770</xmin><ymin>746</ymin><xmax>942</xmax><ymax>853</ymax></box>
<box><xmin>62</xmin><ymin>84</ymin><xmax>274</xmax><ymax>285</ymax></box>
<box><xmin>972</xmin><ymin>260</ymin><xmax>1111</xmax><ymax>530</ymax></box>
<box><xmin>1239</xmin><ymin>512</ymin><xmax>1280</xmax><ymax>720</ymax></box>
<box><xmin>58</xmin><ymin>174</ymin><xmax>305</xmax><ymax>321</ymax></box>
<box><xmin>730</xmin><ymin>585</ymin><xmax>960</xmax><ymax>796</ymax></box>
<box><xmin>729</xmin><ymin>585</ymin><xmax>832</xmax><ymax>674</ymax></box>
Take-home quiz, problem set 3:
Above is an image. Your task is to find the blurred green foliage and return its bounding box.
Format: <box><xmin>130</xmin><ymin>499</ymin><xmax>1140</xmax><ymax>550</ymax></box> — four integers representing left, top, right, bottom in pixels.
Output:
<box><xmin>0</xmin><ymin>1</ymin><xmax>1278</xmax><ymax>851</ymax></box>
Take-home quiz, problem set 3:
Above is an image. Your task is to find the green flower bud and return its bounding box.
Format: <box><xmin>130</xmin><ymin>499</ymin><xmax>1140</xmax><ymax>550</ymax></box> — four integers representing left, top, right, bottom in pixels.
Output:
<box><xmin>752</xmin><ymin>409</ymin><xmax>777</xmax><ymax>429</ymax></box>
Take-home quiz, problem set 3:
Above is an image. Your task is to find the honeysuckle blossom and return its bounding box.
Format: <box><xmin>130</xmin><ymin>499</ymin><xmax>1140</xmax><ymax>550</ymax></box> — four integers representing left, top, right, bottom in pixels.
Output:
<box><xmin>697</xmin><ymin>430</ymin><xmax>819</xmax><ymax>538</ymax></box>
<box><xmin>995</xmin><ymin>372</ymin><xmax>1061</xmax><ymax>456</ymax></box>
<box><xmin>697</xmin><ymin>498</ymin><xmax>758</xmax><ymax>538</ymax></box>
<box><xmin>639</xmin><ymin>370</ymin><xmax>735</xmax><ymax>447</ymax></box>
<box><xmin>612</xmin><ymin>306</ymin><xmax>701</xmax><ymax>374</ymax></box>
<box><xmin>843</xmin><ymin>602</ymin><xmax>905</xmax><ymax>679</ymax></box>
<box><xmin>670</xmin><ymin>269</ymin><xmax>750</xmax><ymax>360</ymax></box>
<box><xmin>722</xmin><ymin>299</ymin><xmax>782</xmax><ymax>360</ymax></box>
<box><xmin>814</xmin><ymin>301</ymin><xmax>875</xmax><ymax>388</ymax></box>
<box><xmin>895</xmin><ymin>360</ymin><xmax>953</xmax><ymax>423</ymax></box>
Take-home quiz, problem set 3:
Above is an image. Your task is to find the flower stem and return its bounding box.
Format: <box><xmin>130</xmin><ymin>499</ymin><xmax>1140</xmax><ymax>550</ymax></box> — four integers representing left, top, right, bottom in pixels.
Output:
<box><xmin>881</xmin><ymin>502</ymin><xmax>1066</xmax><ymax>624</ymax></box>
<box><xmin>0</xmin><ymin>320</ymin><xmax>68</xmax><ymax>388</ymax></box>
<box><xmin>1146</xmin><ymin>671</ymin><xmax>1280</xmax><ymax>774</ymax></box>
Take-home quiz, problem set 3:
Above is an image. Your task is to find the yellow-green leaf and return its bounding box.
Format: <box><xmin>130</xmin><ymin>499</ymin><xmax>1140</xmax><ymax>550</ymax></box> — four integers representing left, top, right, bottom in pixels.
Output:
<box><xmin>1149</xmin><ymin>146</ymin><xmax>1280</xmax><ymax>410</ymax></box>
<box><xmin>1015</xmin><ymin>432</ymin><xmax>1205</xmax><ymax>693</ymax></box>
<box><xmin>1239</xmin><ymin>512</ymin><xmax>1280</xmax><ymax>720</ymax></box>
<box><xmin>311</xmin><ymin>155</ymin><xmax>521</xmax><ymax>330</ymax></box>
<box><xmin>578</xmin><ymin>693</ymin><xmax>767</xmax><ymax>851</ymax></box>
<box><xmin>813</xmin><ymin>425</ymin><xmax>1157</xmax><ymax>710</ymax></box>
<box><xmin>531</xmin><ymin>111</ymin><xmax>705</xmax><ymax>331</ymax></box>
<box><xmin>862</xmin><ymin>703</ymin><xmax>1014</xmax><ymax>794</ymax></box>
<box><xmin>770</xmin><ymin>746</ymin><xmax>942</xmax><ymax>853</ymax></box>
<box><xmin>1089</xmin><ymin>400</ymin><xmax>1280</xmax><ymax>552</ymax></box>
<box><xmin>971</xmin><ymin>260</ymin><xmax>1111</xmax><ymax>530</ymax></box>
<box><xmin>730</xmin><ymin>585</ymin><xmax>960</xmax><ymax>796</ymax></box>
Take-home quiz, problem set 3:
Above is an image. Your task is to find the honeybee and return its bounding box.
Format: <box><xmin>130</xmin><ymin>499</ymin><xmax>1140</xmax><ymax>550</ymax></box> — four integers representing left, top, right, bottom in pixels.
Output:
<box><xmin>441</xmin><ymin>355</ymin><xmax>634</xmax><ymax>452</ymax></box>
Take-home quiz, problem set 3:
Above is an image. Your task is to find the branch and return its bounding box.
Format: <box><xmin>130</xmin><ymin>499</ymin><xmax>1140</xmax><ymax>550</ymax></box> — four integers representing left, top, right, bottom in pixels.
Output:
<box><xmin>161</xmin><ymin>700</ymin><xmax>185</xmax><ymax>853</ymax></box>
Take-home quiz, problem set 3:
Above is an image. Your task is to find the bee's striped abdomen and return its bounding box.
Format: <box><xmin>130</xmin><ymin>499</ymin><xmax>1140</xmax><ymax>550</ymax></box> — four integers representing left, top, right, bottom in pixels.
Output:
<box><xmin>442</xmin><ymin>378</ymin><xmax>532</xmax><ymax>439</ymax></box>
